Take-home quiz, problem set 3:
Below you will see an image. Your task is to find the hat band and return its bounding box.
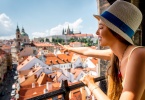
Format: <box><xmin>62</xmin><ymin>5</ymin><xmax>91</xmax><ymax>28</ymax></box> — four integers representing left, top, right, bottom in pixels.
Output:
<box><xmin>101</xmin><ymin>11</ymin><xmax>134</xmax><ymax>38</ymax></box>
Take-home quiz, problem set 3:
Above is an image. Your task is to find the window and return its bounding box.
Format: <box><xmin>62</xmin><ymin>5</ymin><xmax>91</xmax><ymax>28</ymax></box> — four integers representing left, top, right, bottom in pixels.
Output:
<box><xmin>19</xmin><ymin>42</ymin><xmax>20</xmax><ymax>46</ymax></box>
<box><xmin>24</xmin><ymin>39</ymin><xmax>26</xmax><ymax>42</ymax></box>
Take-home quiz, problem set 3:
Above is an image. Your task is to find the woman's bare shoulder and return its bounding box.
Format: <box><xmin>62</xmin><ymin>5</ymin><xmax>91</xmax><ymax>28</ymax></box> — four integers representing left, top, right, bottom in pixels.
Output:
<box><xmin>127</xmin><ymin>46</ymin><xmax>145</xmax><ymax>70</ymax></box>
<box><xmin>128</xmin><ymin>45</ymin><xmax>145</xmax><ymax>58</ymax></box>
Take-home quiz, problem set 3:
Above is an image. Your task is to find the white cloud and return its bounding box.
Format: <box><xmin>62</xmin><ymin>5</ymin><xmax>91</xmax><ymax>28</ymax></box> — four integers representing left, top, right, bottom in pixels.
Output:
<box><xmin>49</xmin><ymin>18</ymin><xmax>83</xmax><ymax>35</ymax></box>
<box><xmin>31</xmin><ymin>18</ymin><xmax>83</xmax><ymax>38</ymax></box>
<box><xmin>0</xmin><ymin>13</ymin><xmax>14</xmax><ymax>38</ymax></box>
<box><xmin>31</xmin><ymin>31</ymin><xmax>49</xmax><ymax>38</ymax></box>
<box><xmin>0</xmin><ymin>35</ymin><xmax>15</xmax><ymax>40</ymax></box>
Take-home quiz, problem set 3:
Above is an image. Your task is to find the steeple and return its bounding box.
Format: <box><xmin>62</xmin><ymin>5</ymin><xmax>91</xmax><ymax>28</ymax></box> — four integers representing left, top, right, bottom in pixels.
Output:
<box><xmin>68</xmin><ymin>25</ymin><xmax>70</xmax><ymax>30</ymax></box>
<box><xmin>62</xmin><ymin>28</ymin><xmax>65</xmax><ymax>35</ymax></box>
<box><xmin>16</xmin><ymin>25</ymin><xmax>20</xmax><ymax>32</ymax></box>
<box><xmin>22</xmin><ymin>27</ymin><xmax>25</xmax><ymax>33</ymax></box>
<box><xmin>72</xmin><ymin>29</ymin><xmax>74</xmax><ymax>34</ymax></box>
<box><xmin>67</xmin><ymin>25</ymin><xmax>70</xmax><ymax>34</ymax></box>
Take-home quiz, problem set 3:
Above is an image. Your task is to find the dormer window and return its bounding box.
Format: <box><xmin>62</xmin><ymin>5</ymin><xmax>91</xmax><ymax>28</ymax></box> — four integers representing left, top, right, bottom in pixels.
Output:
<box><xmin>50</xmin><ymin>60</ymin><xmax>53</xmax><ymax>64</ymax></box>
<box><xmin>33</xmin><ymin>70</ymin><xmax>36</xmax><ymax>72</ymax></box>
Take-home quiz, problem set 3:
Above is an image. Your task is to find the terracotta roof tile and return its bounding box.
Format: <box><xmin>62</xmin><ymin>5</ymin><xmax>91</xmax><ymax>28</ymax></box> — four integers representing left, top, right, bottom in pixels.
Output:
<box><xmin>37</xmin><ymin>72</ymin><xmax>53</xmax><ymax>85</ymax></box>
<box><xmin>33</xmin><ymin>42</ymin><xmax>54</xmax><ymax>47</ymax></box>
<box><xmin>19</xmin><ymin>82</ymin><xmax>60</xmax><ymax>100</ymax></box>
<box><xmin>45</xmin><ymin>55</ymin><xmax>66</xmax><ymax>65</ymax></box>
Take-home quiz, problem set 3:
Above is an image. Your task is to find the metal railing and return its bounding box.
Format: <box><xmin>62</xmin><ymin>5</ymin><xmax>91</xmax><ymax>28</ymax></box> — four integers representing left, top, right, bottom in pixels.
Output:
<box><xmin>28</xmin><ymin>76</ymin><xmax>106</xmax><ymax>100</ymax></box>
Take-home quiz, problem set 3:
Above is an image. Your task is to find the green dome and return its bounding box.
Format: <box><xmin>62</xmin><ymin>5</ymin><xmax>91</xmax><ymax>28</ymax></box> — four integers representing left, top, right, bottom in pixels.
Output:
<box><xmin>21</xmin><ymin>27</ymin><xmax>28</xmax><ymax>36</ymax></box>
<box><xmin>21</xmin><ymin>32</ymin><xmax>28</xmax><ymax>36</ymax></box>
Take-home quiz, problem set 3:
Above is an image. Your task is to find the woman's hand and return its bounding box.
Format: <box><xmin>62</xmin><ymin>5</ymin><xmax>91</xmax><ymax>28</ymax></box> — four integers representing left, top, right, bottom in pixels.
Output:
<box><xmin>58</xmin><ymin>43</ymin><xmax>71</xmax><ymax>52</ymax></box>
<box><xmin>80</xmin><ymin>74</ymin><xmax>96</xmax><ymax>88</ymax></box>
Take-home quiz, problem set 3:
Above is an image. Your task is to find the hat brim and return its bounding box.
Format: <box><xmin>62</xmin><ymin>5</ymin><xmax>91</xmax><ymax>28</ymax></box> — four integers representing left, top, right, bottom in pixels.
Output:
<box><xmin>93</xmin><ymin>15</ymin><xmax>134</xmax><ymax>45</ymax></box>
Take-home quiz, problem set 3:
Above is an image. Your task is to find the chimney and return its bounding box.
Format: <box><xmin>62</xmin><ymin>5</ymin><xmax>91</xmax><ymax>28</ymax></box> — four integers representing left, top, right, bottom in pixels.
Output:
<box><xmin>32</xmin><ymin>83</ymin><xmax>35</xmax><ymax>88</ymax></box>
<box><xmin>43</xmin><ymin>88</ymin><xmax>48</xmax><ymax>94</ymax></box>
<box><xmin>46</xmin><ymin>82</ymin><xmax>52</xmax><ymax>91</ymax></box>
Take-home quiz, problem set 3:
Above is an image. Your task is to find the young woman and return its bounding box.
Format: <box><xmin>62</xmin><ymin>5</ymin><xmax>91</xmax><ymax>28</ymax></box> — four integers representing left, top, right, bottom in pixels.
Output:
<box><xmin>60</xmin><ymin>1</ymin><xmax>145</xmax><ymax>100</ymax></box>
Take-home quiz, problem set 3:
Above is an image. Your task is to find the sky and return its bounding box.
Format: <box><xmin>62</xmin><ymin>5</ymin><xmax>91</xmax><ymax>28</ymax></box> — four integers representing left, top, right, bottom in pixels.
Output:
<box><xmin>0</xmin><ymin>0</ymin><xmax>99</xmax><ymax>40</ymax></box>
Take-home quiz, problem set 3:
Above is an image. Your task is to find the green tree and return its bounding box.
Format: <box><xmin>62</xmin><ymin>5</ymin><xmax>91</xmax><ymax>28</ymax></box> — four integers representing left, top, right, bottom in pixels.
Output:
<box><xmin>46</xmin><ymin>38</ymin><xmax>49</xmax><ymax>42</ymax></box>
<box><xmin>40</xmin><ymin>38</ymin><xmax>44</xmax><ymax>42</ymax></box>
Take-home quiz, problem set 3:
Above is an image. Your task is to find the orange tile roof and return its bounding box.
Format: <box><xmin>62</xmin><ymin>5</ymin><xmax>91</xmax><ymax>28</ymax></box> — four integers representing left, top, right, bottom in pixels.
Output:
<box><xmin>19</xmin><ymin>81</ymin><xmax>86</xmax><ymax>100</ymax></box>
<box><xmin>45</xmin><ymin>55</ymin><xmax>66</xmax><ymax>65</ymax></box>
<box><xmin>68</xmin><ymin>34</ymin><xmax>93</xmax><ymax>37</ymax></box>
<box><xmin>33</xmin><ymin>42</ymin><xmax>54</xmax><ymax>47</ymax></box>
<box><xmin>19</xmin><ymin>82</ymin><xmax>60</xmax><ymax>100</ymax></box>
<box><xmin>57</xmin><ymin>54</ymin><xmax>72</xmax><ymax>63</ymax></box>
<box><xmin>1</xmin><ymin>45</ymin><xmax>11</xmax><ymax>50</ymax></box>
<box><xmin>37</xmin><ymin>72</ymin><xmax>53</xmax><ymax>85</ymax></box>
<box><xmin>20</xmin><ymin>74</ymin><xmax>37</xmax><ymax>87</ymax></box>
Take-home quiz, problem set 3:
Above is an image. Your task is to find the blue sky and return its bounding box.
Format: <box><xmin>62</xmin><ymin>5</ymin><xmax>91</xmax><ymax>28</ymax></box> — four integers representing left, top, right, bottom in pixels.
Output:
<box><xmin>0</xmin><ymin>0</ymin><xmax>99</xmax><ymax>40</ymax></box>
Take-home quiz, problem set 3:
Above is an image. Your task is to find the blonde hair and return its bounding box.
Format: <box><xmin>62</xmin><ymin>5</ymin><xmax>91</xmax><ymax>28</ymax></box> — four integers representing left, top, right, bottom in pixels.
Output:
<box><xmin>107</xmin><ymin>54</ymin><xmax>123</xmax><ymax>100</ymax></box>
<box><xmin>107</xmin><ymin>29</ymin><xmax>131</xmax><ymax>100</ymax></box>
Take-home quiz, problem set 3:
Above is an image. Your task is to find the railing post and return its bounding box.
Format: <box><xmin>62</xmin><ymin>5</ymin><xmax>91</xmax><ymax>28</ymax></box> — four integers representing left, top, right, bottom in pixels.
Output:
<box><xmin>27</xmin><ymin>76</ymin><xmax>105</xmax><ymax>100</ymax></box>
<box><xmin>61</xmin><ymin>80</ymin><xmax>70</xmax><ymax>100</ymax></box>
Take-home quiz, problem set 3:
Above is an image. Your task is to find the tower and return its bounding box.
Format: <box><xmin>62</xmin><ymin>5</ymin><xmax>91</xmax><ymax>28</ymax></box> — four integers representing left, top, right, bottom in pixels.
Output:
<box><xmin>67</xmin><ymin>25</ymin><xmax>70</xmax><ymax>35</ymax></box>
<box><xmin>21</xmin><ymin>27</ymin><xmax>30</xmax><ymax>43</ymax></box>
<box><xmin>62</xmin><ymin>28</ymin><xmax>65</xmax><ymax>35</ymax></box>
<box><xmin>15</xmin><ymin>25</ymin><xmax>21</xmax><ymax>51</ymax></box>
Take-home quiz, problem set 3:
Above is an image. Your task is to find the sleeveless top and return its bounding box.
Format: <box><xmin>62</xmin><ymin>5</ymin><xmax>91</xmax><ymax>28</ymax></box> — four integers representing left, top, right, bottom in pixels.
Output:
<box><xmin>122</xmin><ymin>46</ymin><xmax>145</xmax><ymax>100</ymax></box>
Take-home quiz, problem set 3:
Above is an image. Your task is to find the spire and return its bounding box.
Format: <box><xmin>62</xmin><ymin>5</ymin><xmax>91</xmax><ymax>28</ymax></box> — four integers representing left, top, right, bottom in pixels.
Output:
<box><xmin>72</xmin><ymin>28</ymin><xmax>73</xmax><ymax>34</ymax></box>
<box><xmin>67</xmin><ymin>25</ymin><xmax>70</xmax><ymax>34</ymax></box>
<box><xmin>16</xmin><ymin>25</ymin><xmax>20</xmax><ymax>32</ymax></box>
<box><xmin>68</xmin><ymin>25</ymin><xmax>70</xmax><ymax>30</ymax></box>
<box><xmin>62</xmin><ymin>28</ymin><xmax>65</xmax><ymax>35</ymax></box>
<box><xmin>22</xmin><ymin>27</ymin><xmax>25</xmax><ymax>33</ymax></box>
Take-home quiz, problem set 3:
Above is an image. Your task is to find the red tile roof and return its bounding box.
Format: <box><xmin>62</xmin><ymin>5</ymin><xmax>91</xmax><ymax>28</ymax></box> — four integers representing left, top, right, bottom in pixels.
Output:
<box><xmin>33</xmin><ymin>42</ymin><xmax>54</xmax><ymax>47</ymax></box>
<box><xmin>37</xmin><ymin>72</ymin><xmax>53</xmax><ymax>85</ymax></box>
<box><xmin>45</xmin><ymin>54</ymin><xmax>65</xmax><ymax>65</ymax></box>
<box><xmin>68</xmin><ymin>34</ymin><xmax>93</xmax><ymax>37</ymax></box>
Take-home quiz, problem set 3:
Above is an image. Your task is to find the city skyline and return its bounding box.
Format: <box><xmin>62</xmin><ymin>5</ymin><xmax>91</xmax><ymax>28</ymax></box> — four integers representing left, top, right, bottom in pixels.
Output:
<box><xmin>0</xmin><ymin>0</ymin><xmax>99</xmax><ymax>40</ymax></box>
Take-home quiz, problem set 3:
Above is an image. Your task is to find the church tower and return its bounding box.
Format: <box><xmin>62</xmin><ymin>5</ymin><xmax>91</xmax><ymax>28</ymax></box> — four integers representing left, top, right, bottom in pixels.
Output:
<box><xmin>62</xmin><ymin>28</ymin><xmax>65</xmax><ymax>35</ymax></box>
<box><xmin>67</xmin><ymin>25</ymin><xmax>70</xmax><ymax>35</ymax></box>
<box><xmin>15</xmin><ymin>25</ymin><xmax>21</xmax><ymax>51</ymax></box>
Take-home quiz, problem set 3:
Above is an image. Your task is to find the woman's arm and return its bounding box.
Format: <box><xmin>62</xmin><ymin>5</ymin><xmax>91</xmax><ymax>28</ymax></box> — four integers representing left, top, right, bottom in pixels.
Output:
<box><xmin>90</xmin><ymin>84</ymin><xmax>110</xmax><ymax>100</ymax></box>
<box><xmin>59</xmin><ymin>43</ymin><xmax>112</xmax><ymax>60</ymax></box>
<box><xmin>120</xmin><ymin>48</ymin><xmax>145</xmax><ymax>100</ymax></box>
<box><xmin>81</xmin><ymin>48</ymin><xmax>145</xmax><ymax>100</ymax></box>
<box><xmin>81</xmin><ymin>75</ymin><xmax>110</xmax><ymax>100</ymax></box>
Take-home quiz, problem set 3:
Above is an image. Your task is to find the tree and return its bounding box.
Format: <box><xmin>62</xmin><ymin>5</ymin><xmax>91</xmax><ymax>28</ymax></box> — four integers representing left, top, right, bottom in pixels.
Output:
<box><xmin>40</xmin><ymin>38</ymin><xmax>44</xmax><ymax>42</ymax></box>
<box><xmin>46</xmin><ymin>38</ymin><xmax>49</xmax><ymax>42</ymax></box>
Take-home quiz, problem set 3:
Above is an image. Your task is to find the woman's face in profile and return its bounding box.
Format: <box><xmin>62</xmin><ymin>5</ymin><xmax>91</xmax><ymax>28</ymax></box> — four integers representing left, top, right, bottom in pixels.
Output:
<box><xmin>96</xmin><ymin>20</ymin><xmax>116</xmax><ymax>46</ymax></box>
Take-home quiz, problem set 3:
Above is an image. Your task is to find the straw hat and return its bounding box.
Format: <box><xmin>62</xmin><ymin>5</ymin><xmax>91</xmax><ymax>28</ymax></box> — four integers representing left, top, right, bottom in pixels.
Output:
<box><xmin>94</xmin><ymin>1</ymin><xmax>142</xmax><ymax>44</ymax></box>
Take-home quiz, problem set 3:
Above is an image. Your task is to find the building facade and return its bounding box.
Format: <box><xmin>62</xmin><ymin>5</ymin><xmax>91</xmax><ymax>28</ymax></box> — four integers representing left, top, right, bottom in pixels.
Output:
<box><xmin>15</xmin><ymin>25</ymin><xmax>30</xmax><ymax>51</ymax></box>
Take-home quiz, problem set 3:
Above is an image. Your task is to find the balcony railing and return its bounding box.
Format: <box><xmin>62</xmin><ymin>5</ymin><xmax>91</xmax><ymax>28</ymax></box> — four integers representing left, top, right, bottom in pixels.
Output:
<box><xmin>28</xmin><ymin>76</ymin><xmax>105</xmax><ymax>100</ymax></box>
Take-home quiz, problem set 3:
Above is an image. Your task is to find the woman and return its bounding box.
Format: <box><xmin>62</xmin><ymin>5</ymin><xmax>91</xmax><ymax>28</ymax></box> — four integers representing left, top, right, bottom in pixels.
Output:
<box><xmin>60</xmin><ymin>1</ymin><xmax>145</xmax><ymax>100</ymax></box>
